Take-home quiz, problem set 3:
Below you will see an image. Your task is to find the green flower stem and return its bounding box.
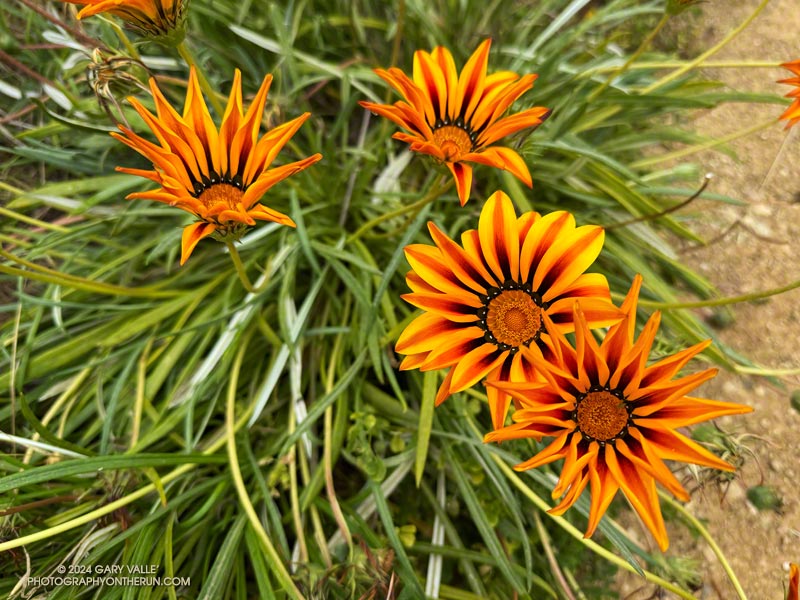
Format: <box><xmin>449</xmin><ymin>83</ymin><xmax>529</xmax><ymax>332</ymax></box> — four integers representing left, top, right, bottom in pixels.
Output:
<box><xmin>107</xmin><ymin>19</ymin><xmax>141</xmax><ymax>61</ymax></box>
<box><xmin>224</xmin><ymin>240</ymin><xmax>266</xmax><ymax>295</ymax></box>
<box><xmin>533</xmin><ymin>511</ymin><xmax>577</xmax><ymax>600</ymax></box>
<box><xmin>287</xmin><ymin>405</ymin><xmax>309</xmax><ymax>564</ymax></box>
<box><xmin>641</xmin><ymin>0</ymin><xmax>770</xmax><ymax>94</ymax></box>
<box><xmin>130</xmin><ymin>340</ymin><xmax>152</xmax><ymax>449</ymax></box>
<box><xmin>631</xmin><ymin>118</ymin><xmax>776</xmax><ymax>169</ymax></box>
<box><xmin>734</xmin><ymin>364</ymin><xmax>800</xmax><ymax>376</ymax></box>
<box><xmin>346</xmin><ymin>175</ymin><xmax>452</xmax><ymax>244</ymax></box>
<box><xmin>659</xmin><ymin>492</ymin><xmax>748</xmax><ymax>600</ymax></box>
<box><xmin>226</xmin><ymin>337</ymin><xmax>305</xmax><ymax>600</ymax></box>
<box><xmin>583</xmin><ymin>60</ymin><xmax>781</xmax><ymax>76</ymax></box>
<box><xmin>324</xmin><ymin>312</ymin><xmax>353</xmax><ymax>550</ymax></box>
<box><xmin>0</xmin><ymin>248</ymin><xmax>178</xmax><ymax>299</ymax></box>
<box><xmin>587</xmin><ymin>13</ymin><xmax>669</xmax><ymax>101</ymax></box>
<box><xmin>176</xmin><ymin>41</ymin><xmax>225</xmax><ymax>116</ymax></box>
<box><xmin>0</xmin><ymin>202</ymin><xmax>69</xmax><ymax>232</ymax></box>
<box><xmin>633</xmin><ymin>275</ymin><xmax>800</xmax><ymax>310</ymax></box>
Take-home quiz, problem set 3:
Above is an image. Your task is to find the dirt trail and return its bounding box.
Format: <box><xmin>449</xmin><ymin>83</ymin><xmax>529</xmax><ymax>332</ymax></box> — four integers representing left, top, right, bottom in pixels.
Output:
<box><xmin>619</xmin><ymin>1</ymin><xmax>800</xmax><ymax>598</ymax></box>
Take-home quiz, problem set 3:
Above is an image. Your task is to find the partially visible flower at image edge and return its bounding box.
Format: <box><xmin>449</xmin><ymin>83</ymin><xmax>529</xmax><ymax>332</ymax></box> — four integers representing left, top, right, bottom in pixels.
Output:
<box><xmin>485</xmin><ymin>275</ymin><xmax>753</xmax><ymax>551</ymax></box>
<box><xmin>359</xmin><ymin>39</ymin><xmax>550</xmax><ymax>206</ymax></box>
<box><xmin>395</xmin><ymin>191</ymin><xmax>622</xmax><ymax>428</ymax></box>
<box><xmin>112</xmin><ymin>67</ymin><xmax>321</xmax><ymax>264</ymax></box>
<box><xmin>778</xmin><ymin>60</ymin><xmax>800</xmax><ymax>129</ymax></box>
<box><xmin>59</xmin><ymin>0</ymin><xmax>189</xmax><ymax>45</ymax></box>
<box><xmin>789</xmin><ymin>563</ymin><xmax>799</xmax><ymax>600</ymax></box>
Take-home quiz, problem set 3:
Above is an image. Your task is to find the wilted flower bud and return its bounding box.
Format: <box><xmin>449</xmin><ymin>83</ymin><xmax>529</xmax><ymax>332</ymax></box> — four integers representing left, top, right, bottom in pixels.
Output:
<box><xmin>87</xmin><ymin>49</ymin><xmax>150</xmax><ymax>125</ymax></box>
<box><xmin>60</xmin><ymin>0</ymin><xmax>189</xmax><ymax>46</ymax></box>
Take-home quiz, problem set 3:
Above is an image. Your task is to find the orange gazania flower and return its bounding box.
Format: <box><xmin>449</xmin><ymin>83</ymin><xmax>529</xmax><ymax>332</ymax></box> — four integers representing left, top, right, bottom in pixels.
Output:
<box><xmin>779</xmin><ymin>60</ymin><xmax>800</xmax><ymax>129</ymax></box>
<box><xmin>359</xmin><ymin>40</ymin><xmax>550</xmax><ymax>206</ymax></box>
<box><xmin>395</xmin><ymin>191</ymin><xmax>622</xmax><ymax>428</ymax></box>
<box><xmin>789</xmin><ymin>563</ymin><xmax>799</xmax><ymax>600</ymax></box>
<box><xmin>112</xmin><ymin>68</ymin><xmax>321</xmax><ymax>264</ymax></box>
<box><xmin>59</xmin><ymin>0</ymin><xmax>188</xmax><ymax>43</ymax></box>
<box><xmin>485</xmin><ymin>275</ymin><xmax>753</xmax><ymax>551</ymax></box>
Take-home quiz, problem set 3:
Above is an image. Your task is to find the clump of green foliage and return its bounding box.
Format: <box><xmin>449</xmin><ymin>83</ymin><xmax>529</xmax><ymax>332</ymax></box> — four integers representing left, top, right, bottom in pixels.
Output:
<box><xmin>0</xmin><ymin>0</ymin><xmax>782</xmax><ymax>598</ymax></box>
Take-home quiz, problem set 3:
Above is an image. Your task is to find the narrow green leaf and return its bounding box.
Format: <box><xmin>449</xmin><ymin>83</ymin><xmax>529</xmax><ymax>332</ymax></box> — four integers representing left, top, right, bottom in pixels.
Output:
<box><xmin>414</xmin><ymin>371</ymin><xmax>437</xmax><ymax>487</ymax></box>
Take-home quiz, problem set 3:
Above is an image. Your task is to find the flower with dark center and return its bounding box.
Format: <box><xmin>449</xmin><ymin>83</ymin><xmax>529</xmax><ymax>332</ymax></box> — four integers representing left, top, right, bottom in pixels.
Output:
<box><xmin>359</xmin><ymin>39</ymin><xmax>550</xmax><ymax>206</ymax></box>
<box><xmin>484</xmin><ymin>275</ymin><xmax>753</xmax><ymax>551</ymax></box>
<box><xmin>395</xmin><ymin>190</ymin><xmax>622</xmax><ymax>428</ymax></box>
<box><xmin>112</xmin><ymin>67</ymin><xmax>321</xmax><ymax>264</ymax></box>
<box><xmin>779</xmin><ymin>59</ymin><xmax>800</xmax><ymax>129</ymax></box>
<box><xmin>59</xmin><ymin>0</ymin><xmax>190</xmax><ymax>45</ymax></box>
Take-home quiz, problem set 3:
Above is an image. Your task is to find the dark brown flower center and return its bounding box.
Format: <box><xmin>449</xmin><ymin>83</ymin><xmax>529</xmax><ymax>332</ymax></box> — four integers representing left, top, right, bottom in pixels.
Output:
<box><xmin>197</xmin><ymin>183</ymin><xmax>244</xmax><ymax>209</ymax></box>
<box><xmin>575</xmin><ymin>390</ymin><xmax>630</xmax><ymax>442</ymax></box>
<box><xmin>432</xmin><ymin>124</ymin><xmax>473</xmax><ymax>161</ymax></box>
<box><xmin>483</xmin><ymin>289</ymin><xmax>542</xmax><ymax>348</ymax></box>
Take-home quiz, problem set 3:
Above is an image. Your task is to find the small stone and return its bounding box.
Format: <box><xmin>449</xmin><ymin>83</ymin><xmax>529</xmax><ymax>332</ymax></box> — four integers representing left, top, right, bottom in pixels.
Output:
<box><xmin>790</xmin><ymin>389</ymin><xmax>800</xmax><ymax>413</ymax></box>
<box><xmin>746</xmin><ymin>485</ymin><xmax>783</xmax><ymax>512</ymax></box>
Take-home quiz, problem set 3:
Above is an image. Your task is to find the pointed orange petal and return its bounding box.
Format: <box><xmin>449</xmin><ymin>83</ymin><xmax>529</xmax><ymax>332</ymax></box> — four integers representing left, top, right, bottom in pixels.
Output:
<box><xmin>420</xmin><ymin>330</ymin><xmax>484</xmax><ymax>371</ymax></box>
<box><xmin>605</xmin><ymin>446</ymin><xmax>669</xmax><ymax>551</ymax></box>
<box><xmin>477</xmin><ymin>106</ymin><xmax>550</xmax><ymax>148</ymax></box>
<box><xmin>635</xmin><ymin>426</ymin><xmax>736</xmax><ymax>472</ymax></box>
<box><xmin>519</xmin><ymin>211</ymin><xmax>573</xmax><ymax>284</ymax></box>
<box><xmin>477</xmin><ymin>190</ymin><xmax>520</xmax><ymax>282</ymax></box>
<box><xmin>434</xmin><ymin>367</ymin><xmax>455</xmax><ymax>406</ymax></box>
<box><xmin>447</xmin><ymin>161</ymin><xmax>473</xmax><ymax>206</ymax></box>
<box><xmin>456</xmin><ymin>39</ymin><xmax>491</xmax><ymax>125</ymax></box>
<box><xmin>536</xmin><ymin>224</ymin><xmax>605</xmax><ymax>303</ymax></box>
<box><xmin>247</xmin><ymin>204</ymin><xmax>295</xmax><ymax>227</ymax></box>
<box><xmin>396</xmin><ymin>312</ymin><xmax>460</xmax><ymax>354</ymax></box>
<box><xmin>428</xmin><ymin>221</ymin><xmax>493</xmax><ymax>293</ymax></box>
<box><xmin>431</xmin><ymin>46</ymin><xmax>458</xmax><ymax>120</ymax></box>
<box><xmin>641</xmin><ymin>395</ymin><xmax>752</xmax><ymax>427</ymax></box>
<box><xmin>412</xmin><ymin>49</ymin><xmax>445</xmax><ymax>124</ymax></box>
<box><xmin>513</xmin><ymin>430</ymin><xmax>572</xmax><ymax>471</ymax></box>
<box><xmin>448</xmin><ymin>344</ymin><xmax>507</xmax><ymax>393</ymax></box>
<box><xmin>640</xmin><ymin>339</ymin><xmax>712</xmax><ymax>387</ymax></box>
<box><xmin>617</xmin><ymin>433</ymin><xmax>689</xmax><ymax>502</ymax></box>
<box><xmin>462</xmin><ymin>146</ymin><xmax>533</xmax><ymax>188</ymax></box>
<box><xmin>180</xmin><ymin>222</ymin><xmax>217</xmax><ymax>265</ymax></box>
<box><xmin>241</xmin><ymin>154</ymin><xmax>322</xmax><ymax>209</ymax></box>
<box><xmin>585</xmin><ymin>454</ymin><xmax>619</xmax><ymax>538</ymax></box>
<box><xmin>404</xmin><ymin>244</ymin><xmax>479</xmax><ymax>302</ymax></box>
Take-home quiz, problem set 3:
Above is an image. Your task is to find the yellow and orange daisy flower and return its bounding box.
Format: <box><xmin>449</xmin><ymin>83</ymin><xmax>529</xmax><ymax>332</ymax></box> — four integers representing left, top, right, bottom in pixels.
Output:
<box><xmin>112</xmin><ymin>68</ymin><xmax>321</xmax><ymax>264</ymax></box>
<box><xmin>59</xmin><ymin>0</ymin><xmax>188</xmax><ymax>43</ymax></box>
<box><xmin>789</xmin><ymin>563</ymin><xmax>799</xmax><ymax>600</ymax></box>
<box><xmin>485</xmin><ymin>275</ymin><xmax>753</xmax><ymax>551</ymax></box>
<box><xmin>395</xmin><ymin>191</ymin><xmax>622</xmax><ymax>428</ymax></box>
<box><xmin>359</xmin><ymin>40</ymin><xmax>550</xmax><ymax>206</ymax></box>
<box><xmin>779</xmin><ymin>60</ymin><xmax>800</xmax><ymax>129</ymax></box>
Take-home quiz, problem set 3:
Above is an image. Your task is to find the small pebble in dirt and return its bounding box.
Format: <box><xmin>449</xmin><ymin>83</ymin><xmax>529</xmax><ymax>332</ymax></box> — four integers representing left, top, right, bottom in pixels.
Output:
<box><xmin>705</xmin><ymin>307</ymin><xmax>735</xmax><ymax>329</ymax></box>
<box><xmin>790</xmin><ymin>389</ymin><xmax>800</xmax><ymax>413</ymax></box>
<box><xmin>746</xmin><ymin>485</ymin><xmax>783</xmax><ymax>513</ymax></box>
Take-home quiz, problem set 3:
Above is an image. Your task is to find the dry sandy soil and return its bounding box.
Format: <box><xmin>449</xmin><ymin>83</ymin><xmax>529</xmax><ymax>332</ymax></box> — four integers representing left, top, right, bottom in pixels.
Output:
<box><xmin>618</xmin><ymin>0</ymin><xmax>800</xmax><ymax>598</ymax></box>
